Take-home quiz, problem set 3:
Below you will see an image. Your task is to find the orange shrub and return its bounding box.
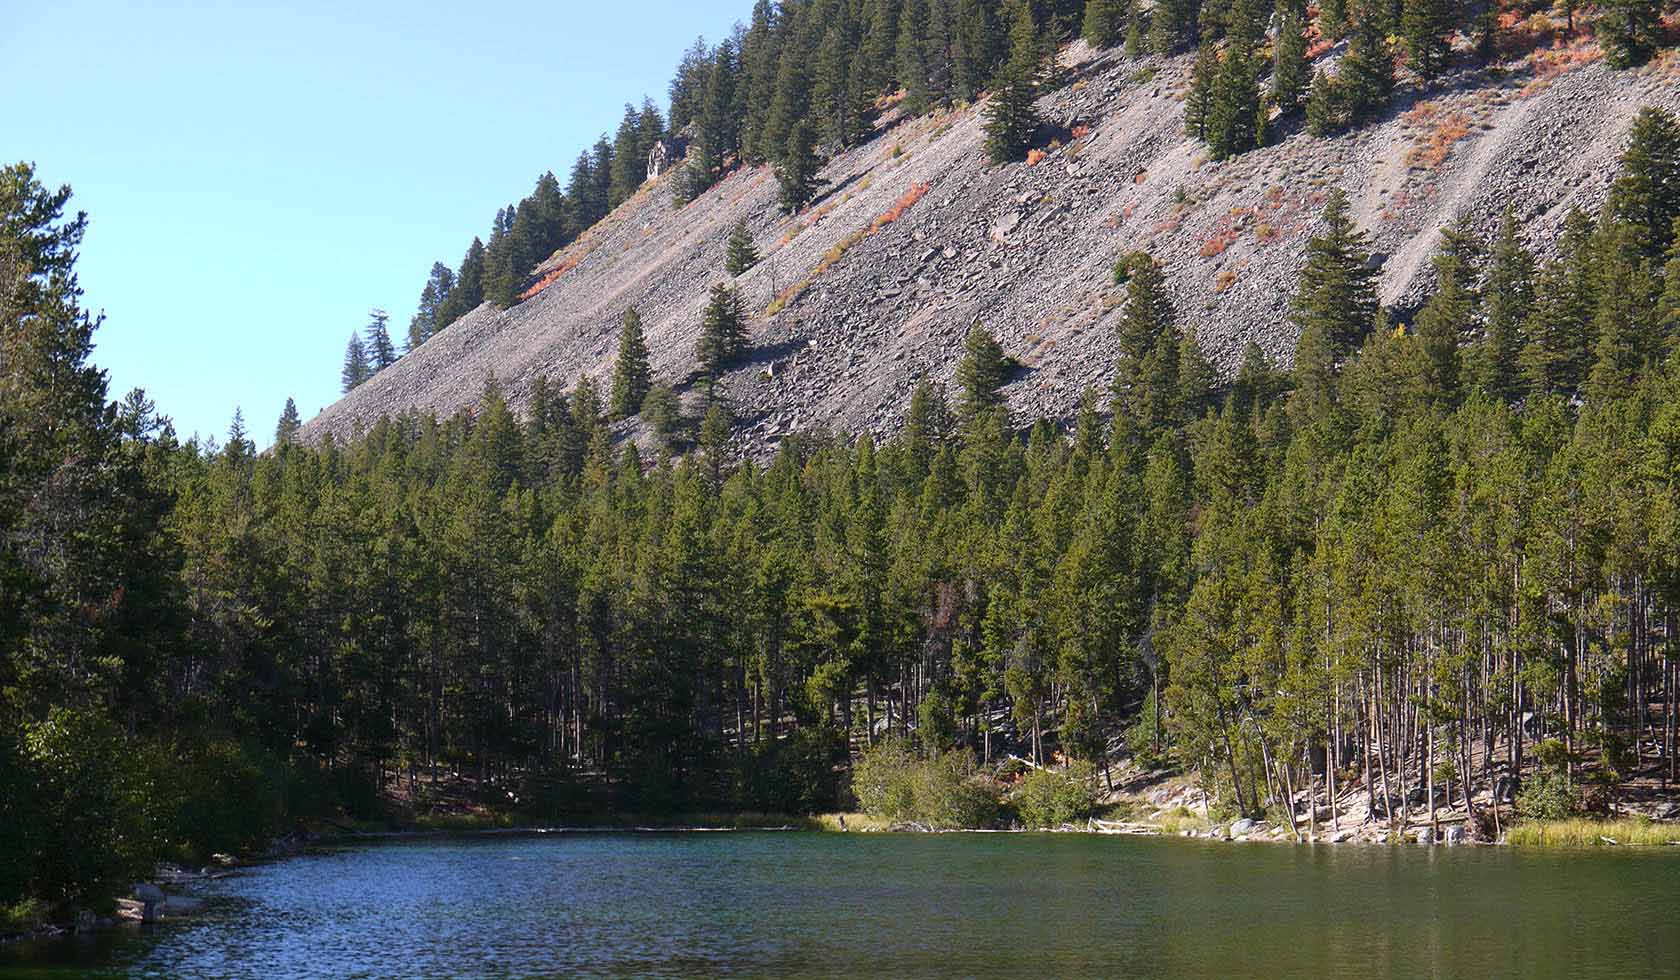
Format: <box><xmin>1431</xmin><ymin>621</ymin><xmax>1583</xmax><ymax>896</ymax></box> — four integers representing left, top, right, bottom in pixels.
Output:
<box><xmin>1071</xmin><ymin>124</ymin><xmax>1091</xmax><ymax>139</ymax></box>
<box><xmin>1405</xmin><ymin>111</ymin><xmax>1471</xmax><ymax>169</ymax></box>
<box><xmin>1026</xmin><ymin>148</ymin><xmax>1048</xmax><ymax>166</ymax></box>
<box><xmin>1200</xmin><ymin>228</ymin><xmax>1239</xmax><ymax>258</ymax></box>
<box><xmin>871</xmin><ymin>182</ymin><xmax>931</xmax><ymax>233</ymax></box>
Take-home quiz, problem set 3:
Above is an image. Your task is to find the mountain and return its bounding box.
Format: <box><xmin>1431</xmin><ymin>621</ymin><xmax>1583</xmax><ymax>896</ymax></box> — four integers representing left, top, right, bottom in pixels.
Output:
<box><xmin>298</xmin><ymin>37</ymin><xmax>1680</xmax><ymax>450</ymax></box>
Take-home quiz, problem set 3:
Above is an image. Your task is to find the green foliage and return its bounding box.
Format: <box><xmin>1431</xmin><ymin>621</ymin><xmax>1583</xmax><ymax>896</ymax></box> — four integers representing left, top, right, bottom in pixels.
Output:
<box><xmin>1517</xmin><ymin>767</ymin><xmax>1580</xmax><ymax>821</ymax></box>
<box><xmin>696</xmin><ymin>282</ymin><xmax>748</xmax><ymax>388</ymax></box>
<box><xmin>733</xmin><ymin>726</ymin><xmax>845</xmax><ymax>814</ymax></box>
<box><xmin>1011</xmin><ymin>764</ymin><xmax>1100</xmax><ymax>828</ymax></box>
<box><xmin>725</xmin><ymin>219</ymin><xmax>759</xmax><ymax>276</ymax></box>
<box><xmin>851</xmin><ymin>740</ymin><xmax>1001</xmax><ymax>829</ymax></box>
<box><xmin>955</xmin><ymin>325</ymin><xmax>1016</xmax><ymax>420</ymax></box>
<box><xmin>777</xmin><ymin>119</ymin><xmax>823</xmax><ymax>213</ymax></box>
<box><xmin>985</xmin><ymin>1</ymin><xmax>1043</xmax><ymax>164</ymax></box>
<box><xmin>1082</xmin><ymin>0</ymin><xmax>1124</xmax><ymax>48</ymax></box>
<box><xmin>1600</xmin><ymin>0</ymin><xmax>1662</xmax><ymax>68</ymax></box>
<box><xmin>1272</xmin><ymin>8</ymin><xmax>1310</xmax><ymax>114</ymax></box>
<box><xmin>610</xmin><ymin>307</ymin><xmax>652</xmax><ymax>419</ymax></box>
<box><xmin>1402</xmin><ymin>0</ymin><xmax>1452</xmax><ymax>80</ymax></box>
<box><xmin>341</xmin><ymin>332</ymin><xmax>370</xmax><ymax>392</ymax></box>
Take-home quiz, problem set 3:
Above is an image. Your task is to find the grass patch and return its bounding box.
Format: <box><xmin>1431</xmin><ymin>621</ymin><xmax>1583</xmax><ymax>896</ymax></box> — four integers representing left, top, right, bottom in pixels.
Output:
<box><xmin>810</xmin><ymin>812</ymin><xmax>896</xmax><ymax>832</ymax></box>
<box><xmin>1506</xmin><ymin>817</ymin><xmax>1680</xmax><ymax>848</ymax></box>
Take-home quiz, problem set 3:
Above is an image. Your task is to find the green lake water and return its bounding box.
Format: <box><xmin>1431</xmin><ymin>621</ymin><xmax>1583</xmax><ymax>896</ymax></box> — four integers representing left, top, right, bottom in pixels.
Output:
<box><xmin>6</xmin><ymin>831</ymin><xmax>1679</xmax><ymax>978</ymax></box>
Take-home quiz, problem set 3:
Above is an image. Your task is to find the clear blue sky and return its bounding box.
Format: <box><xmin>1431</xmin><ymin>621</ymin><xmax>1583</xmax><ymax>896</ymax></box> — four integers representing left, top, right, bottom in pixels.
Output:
<box><xmin>3</xmin><ymin>0</ymin><xmax>740</xmax><ymax>445</ymax></box>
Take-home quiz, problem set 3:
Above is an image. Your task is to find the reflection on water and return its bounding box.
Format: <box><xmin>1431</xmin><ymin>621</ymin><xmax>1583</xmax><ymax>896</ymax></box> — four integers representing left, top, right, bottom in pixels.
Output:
<box><xmin>7</xmin><ymin>831</ymin><xmax>1680</xmax><ymax>978</ymax></box>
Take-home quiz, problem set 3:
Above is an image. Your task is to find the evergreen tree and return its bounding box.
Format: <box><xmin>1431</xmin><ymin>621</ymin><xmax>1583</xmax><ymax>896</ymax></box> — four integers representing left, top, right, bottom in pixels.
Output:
<box><xmin>1603</xmin><ymin>107</ymin><xmax>1680</xmax><ymax>263</ymax></box>
<box><xmin>898</xmin><ymin>0</ymin><xmax>933</xmax><ymax>115</ymax></box>
<box><xmin>1290</xmin><ymin>189</ymin><xmax>1380</xmax><ymax>358</ymax></box>
<box><xmin>1401</xmin><ymin>0</ymin><xmax>1452</xmax><ymax>80</ymax></box>
<box><xmin>1305</xmin><ymin>69</ymin><xmax>1344</xmax><ymax>136</ymax></box>
<box><xmin>1151</xmin><ymin>0</ymin><xmax>1198</xmax><ymax>52</ymax></box>
<box><xmin>1600</xmin><ymin>0</ymin><xmax>1662</xmax><ymax>68</ymax></box>
<box><xmin>1207</xmin><ymin>41</ymin><xmax>1265</xmax><ymax>159</ymax></box>
<box><xmin>609</xmin><ymin>103</ymin><xmax>649</xmax><ymax>208</ymax></box>
<box><xmin>275</xmin><ymin>397</ymin><xmax>302</xmax><ymax>446</ymax></box>
<box><xmin>1339</xmin><ymin>8</ymin><xmax>1395</xmax><ymax>125</ymax></box>
<box><xmin>1586</xmin><ymin>223</ymin><xmax>1660</xmax><ymax>400</ymax></box>
<box><xmin>1272</xmin><ymin>6</ymin><xmax>1310</xmax><ymax>114</ymax></box>
<box><xmin>342</xmin><ymin>333</ymin><xmax>370</xmax><ymax>393</ymax></box>
<box><xmin>1185</xmin><ymin>45</ymin><xmax>1219</xmax><ymax>142</ymax></box>
<box><xmin>701</xmin><ymin>39</ymin><xmax>742</xmax><ymax>167</ymax></box>
<box><xmin>436</xmin><ymin>237</ymin><xmax>486</xmax><ymax>329</ymax></box>
<box><xmin>953</xmin><ymin>0</ymin><xmax>1003</xmax><ymax>101</ymax></box>
<box><xmin>984</xmin><ymin>1</ymin><xmax>1042</xmax><ymax>164</ymax></box>
<box><xmin>1470</xmin><ymin>207</ymin><xmax>1533</xmax><ymax>403</ymax></box>
<box><xmin>366</xmin><ymin>309</ymin><xmax>397</xmax><ymax>371</ymax></box>
<box><xmin>741</xmin><ymin>1</ymin><xmax>780</xmax><ymax>164</ymax></box>
<box><xmin>777</xmin><ymin>118</ymin><xmax>823</xmax><ymax>213</ymax></box>
<box><xmin>956</xmin><ymin>325</ymin><xmax>1014</xmax><ymax>420</ymax></box>
<box><xmin>1521</xmin><ymin>210</ymin><xmax>1597</xmax><ymax>395</ymax></box>
<box><xmin>726</xmin><ymin>219</ymin><xmax>760</xmax><ymax>276</ymax></box>
<box><xmin>1115</xmin><ymin>252</ymin><xmax>1175</xmax><ymax>392</ymax></box>
<box><xmin>862</xmin><ymin>0</ymin><xmax>902</xmax><ymax>96</ymax></box>
<box><xmin>610</xmin><ymin>307</ymin><xmax>653</xmax><ymax>419</ymax></box>
<box><xmin>1124</xmin><ymin>0</ymin><xmax>1147</xmax><ymax>56</ymax></box>
<box><xmin>696</xmin><ymin>282</ymin><xmax>748</xmax><ymax>389</ymax></box>
<box><xmin>408</xmin><ymin>262</ymin><xmax>453</xmax><ymax>351</ymax></box>
<box><xmin>1404</xmin><ymin>247</ymin><xmax>1470</xmax><ymax>408</ymax></box>
<box><xmin>1083</xmin><ymin>0</ymin><xmax>1124</xmax><ymax>48</ymax></box>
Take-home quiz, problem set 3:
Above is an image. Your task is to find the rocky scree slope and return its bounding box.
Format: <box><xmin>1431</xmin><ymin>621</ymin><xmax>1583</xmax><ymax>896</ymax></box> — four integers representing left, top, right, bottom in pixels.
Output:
<box><xmin>298</xmin><ymin>39</ymin><xmax>1680</xmax><ymax>453</ymax></box>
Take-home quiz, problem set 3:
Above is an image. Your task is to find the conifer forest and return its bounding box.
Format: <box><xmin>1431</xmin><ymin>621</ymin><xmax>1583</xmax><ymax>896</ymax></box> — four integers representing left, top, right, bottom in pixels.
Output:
<box><xmin>9</xmin><ymin>0</ymin><xmax>1680</xmax><ymax>924</ymax></box>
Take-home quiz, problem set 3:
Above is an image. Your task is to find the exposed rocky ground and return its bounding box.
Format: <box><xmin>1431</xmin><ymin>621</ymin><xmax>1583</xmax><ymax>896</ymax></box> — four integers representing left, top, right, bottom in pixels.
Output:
<box><xmin>298</xmin><ymin>38</ymin><xmax>1680</xmax><ymax>453</ymax></box>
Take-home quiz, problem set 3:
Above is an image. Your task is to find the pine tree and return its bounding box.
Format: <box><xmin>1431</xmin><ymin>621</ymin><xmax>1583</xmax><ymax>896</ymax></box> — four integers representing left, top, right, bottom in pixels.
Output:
<box><xmin>953</xmin><ymin>0</ymin><xmax>1003</xmax><ymax>102</ymax></box>
<box><xmin>1290</xmin><ymin>189</ymin><xmax>1380</xmax><ymax>357</ymax></box>
<box><xmin>725</xmin><ymin>219</ymin><xmax>760</xmax><ymax>276</ymax></box>
<box><xmin>1470</xmin><ymin>207</ymin><xmax>1533</xmax><ymax>403</ymax></box>
<box><xmin>1152</xmin><ymin>0</ymin><xmax>1198</xmax><ymax>52</ymax></box>
<box><xmin>1603</xmin><ymin>107</ymin><xmax>1680</xmax><ymax>262</ymax></box>
<box><xmin>1272</xmin><ymin>6</ymin><xmax>1311</xmax><ymax>114</ymax></box>
<box><xmin>1083</xmin><ymin>0</ymin><xmax>1124</xmax><ymax>47</ymax></box>
<box><xmin>1586</xmin><ymin>223</ymin><xmax>1660</xmax><ymax>400</ymax></box>
<box><xmin>1339</xmin><ymin>9</ymin><xmax>1395</xmax><ymax>124</ymax></box>
<box><xmin>1600</xmin><ymin>0</ymin><xmax>1662</xmax><ymax>68</ymax></box>
<box><xmin>342</xmin><ymin>333</ymin><xmax>370</xmax><ymax>393</ymax></box>
<box><xmin>984</xmin><ymin>1</ymin><xmax>1042</xmax><ymax>164</ymax></box>
<box><xmin>956</xmin><ymin>325</ymin><xmax>1014</xmax><ymax>420</ymax></box>
<box><xmin>861</xmin><ymin>0</ymin><xmax>901</xmax><ymax>95</ymax></box>
<box><xmin>275</xmin><ymin>397</ymin><xmax>302</xmax><ymax>446</ymax></box>
<box><xmin>899</xmin><ymin>0</ymin><xmax>933</xmax><ymax>115</ymax></box>
<box><xmin>436</xmin><ymin>237</ymin><xmax>486</xmax><ymax>329</ymax></box>
<box><xmin>408</xmin><ymin>262</ymin><xmax>453</xmax><ymax>351</ymax></box>
<box><xmin>1305</xmin><ymin>69</ymin><xmax>1344</xmax><ymax>136</ymax></box>
<box><xmin>1402</xmin><ymin>0</ymin><xmax>1452</xmax><ymax>80</ymax></box>
<box><xmin>701</xmin><ymin>39</ymin><xmax>742</xmax><ymax>167</ymax></box>
<box><xmin>777</xmin><ymin>118</ymin><xmax>823</xmax><ymax>213</ymax></box>
<box><xmin>816</xmin><ymin>24</ymin><xmax>859</xmax><ymax>147</ymax></box>
<box><xmin>1124</xmin><ymin>0</ymin><xmax>1146</xmax><ymax>56</ymax></box>
<box><xmin>1405</xmin><ymin>248</ymin><xmax>1470</xmax><ymax>409</ymax></box>
<box><xmin>610</xmin><ymin>307</ymin><xmax>653</xmax><ymax>419</ymax></box>
<box><xmin>696</xmin><ymin>282</ymin><xmax>748</xmax><ymax>389</ymax></box>
<box><xmin>609</xmin><ymin>104</ymin><xmax>646</xmax><ymax>208</ymax></box>
<box><xmin>1207</xmin><ymin>41</ymin><xmax>1265</xmax><ymax>159</ymax></box>
<box><xmin>741</xmin><ymin>0</ymin><xmax>780</xmax><ymax>164</ymax></box>
<box><xmin>366</xmin><ymin>309</ymin><xmax>397</xmax><ymax>371</ymax></box>
<box><xmin>1185</xmin><ymin>45</ymin><xmax>1219</xmax><ymax>141</ymax></box>
<box><xmin>1521</xmin><ymin>210</ymin><xmax>1597</xmax><ymax>395</ymax></box>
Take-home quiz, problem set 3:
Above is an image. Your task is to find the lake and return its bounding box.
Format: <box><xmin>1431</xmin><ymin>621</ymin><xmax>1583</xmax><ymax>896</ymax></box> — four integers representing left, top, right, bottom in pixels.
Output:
<box><xmin>8</xmin><ymin>831</ymin><xmax>1680</xmax><ymax>978</ymax></box>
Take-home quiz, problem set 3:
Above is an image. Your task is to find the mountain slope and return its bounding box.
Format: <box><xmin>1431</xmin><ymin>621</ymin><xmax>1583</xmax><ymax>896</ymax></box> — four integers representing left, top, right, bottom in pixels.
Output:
<box><xmin>298</xmin><ymin>40</ymin><xmax>1680</xmax><ymax>449</ymax></box>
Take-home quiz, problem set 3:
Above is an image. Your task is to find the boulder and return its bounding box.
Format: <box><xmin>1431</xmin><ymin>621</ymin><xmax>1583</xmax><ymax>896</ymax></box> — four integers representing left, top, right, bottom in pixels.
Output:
<box><xmin>1654</xmin><ymin>802</ymin><xmax>1680</xmax><ymax>821</ymax></box>
<box><xmin>133</xmin><ymin>882</ymin><xmax>165</xmax><ymax>903</ymax></box>
<box><xmin>1229</xmin><ymin>818</ymin><xmax>1257</xmax><ymax>838</ymax></box>
<box><xmin>1444</xmin><ymin>825</ymin><xmax>1467</xmax><ymax>846</ymax></box>
<box><xmin>1415</xmin><ymin>827</ymin><xmax>1436</xmax><ymax>846</ymax></box>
